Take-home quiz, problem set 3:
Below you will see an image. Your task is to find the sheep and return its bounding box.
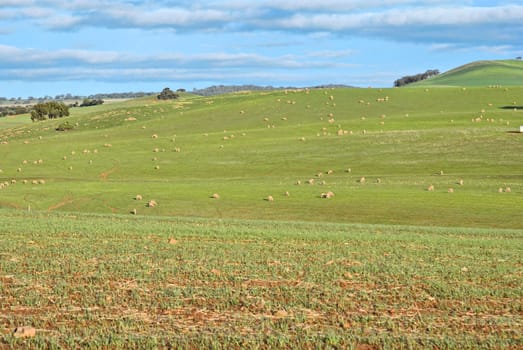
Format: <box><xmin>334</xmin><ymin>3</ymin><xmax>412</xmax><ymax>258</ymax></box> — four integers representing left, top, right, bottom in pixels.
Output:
<box><xmin>296</xmin><ymin>180</ymin><xmax>301</xmax><ymax>185</ymax></box>
<box><xmin>152</xmin><ymin>134</ymin><xmax>158</xmax><ymax>138</ymax></box>
<box><xmin>38</xmin><ymin>179</ymin><xmax>45</xmax><ymax>185</ymax></box>
<box><xmin>321</xmin><ymin>191</ymin><xmax>335</xmax><ymax>199</ymax></box>
<box><xmin>11</xmin><ymin>179</ymin><xmax>16</xmax><ymax>184</ymax></box>
<box><xmin>359</xmin><ymin>177</ymin><xmax>366</xmax><ymax>184</ymax></box>
<box><xmin>498</xmin><ymin>187</ymin><xmax>504</xmax><ymax>193</ymax></box>
<box><xmin>505</xmin><ymin>187</ymin><xmax>511</xmax><ymax>193</ymax></box>
<box><xmin>147</xmin><ymin>200</ymin><xmax>157</xmax><ymax>208</ymax></box>
<box><xmin>135</xmin><ymin>195</ymin><xmax>143</xmax><ymax>201</ymax></box>
<box><xmin>448</xmin><ymin>188</ymin><xmax>454</xmax><ymax>193</ymax></box>
<box><xmin>427</xmin><ymin>185</ymin><xmax>435</xmax><ymax>192</ymax></box>
<box><xmin>306</xmin><ymin>179</ymin><xmax>315</xmax><ymax>185</ymax></box>
<box><xmin>327</xmin><ymin>170</ymin><xmax>333</xmax><ymax>175</ymax></box>
<box><xmin>266</xmin><ymin>195</ymin><xmax>274</xmax><ymax>202</ymax></box>
<box><xmin>211</xmin><ymin>193</ymin><xmax>220</xmax><ymax>199</ymax></box>
<box><xmin>131</xmin><ymin>208</ymin><xmax>137</xmax><ymax>215</ymax></box>
<box><xmin>459</xmin><ymin>179</ymin><xmax>464</xmax><ymax>186</ymax></box>
<box><xmin>284</xmin><ymin>191</ymin><xmax>290</xmax><ymax>197</ymax></box>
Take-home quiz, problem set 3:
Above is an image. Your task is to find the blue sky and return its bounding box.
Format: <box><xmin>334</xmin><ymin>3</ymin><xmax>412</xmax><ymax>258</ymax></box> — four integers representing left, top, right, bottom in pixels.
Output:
<box><xmin>1</xmin><ymin>0</ymin><xmax>522</xmax><ymax>98</ymax></box>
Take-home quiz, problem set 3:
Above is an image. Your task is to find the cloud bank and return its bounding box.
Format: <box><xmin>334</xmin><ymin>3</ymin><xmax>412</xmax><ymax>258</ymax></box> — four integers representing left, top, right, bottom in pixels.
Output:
<box><xmin>1</xmin><ymin>1</ymin><xmax>522</xmax><ymax>94</ymax></box>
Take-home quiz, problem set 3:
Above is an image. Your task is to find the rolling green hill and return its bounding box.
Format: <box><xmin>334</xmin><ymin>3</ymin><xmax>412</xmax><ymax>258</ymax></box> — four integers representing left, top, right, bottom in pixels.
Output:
<box><xmin>0</xmin><ymin>87</ymin><xmax>522</xmax><ymax>228</ymax></box>
<box><xmin>412</xmin><ymin>59</ymin><xmax>523</xmax><ymax>87</ymax></box>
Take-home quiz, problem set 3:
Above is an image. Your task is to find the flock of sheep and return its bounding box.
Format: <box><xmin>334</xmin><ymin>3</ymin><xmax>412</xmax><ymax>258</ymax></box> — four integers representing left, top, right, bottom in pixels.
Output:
<box><xmin>0</xmin><ymin>87</ymin><xmax>518</xmax><ymax>215</ymax></box>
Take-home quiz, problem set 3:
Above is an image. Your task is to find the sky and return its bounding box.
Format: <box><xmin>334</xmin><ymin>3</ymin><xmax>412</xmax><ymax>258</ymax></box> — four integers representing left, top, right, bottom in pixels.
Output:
<box><xmin>1</xmin><ymin>0</ymin><xmax>523</xmax><ymax>98</ymax></box>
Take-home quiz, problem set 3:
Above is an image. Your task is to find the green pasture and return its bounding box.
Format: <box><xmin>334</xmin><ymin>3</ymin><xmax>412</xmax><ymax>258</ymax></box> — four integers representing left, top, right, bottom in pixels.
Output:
<box><xmin>0</xmin><ymin>210</ymin><xmax>521</xmax><ymax>348</ymax></box>
<box><xmin>1</xmin><ymin>87</ymin><xmax>522</xmax><ymax>228</ymax></box>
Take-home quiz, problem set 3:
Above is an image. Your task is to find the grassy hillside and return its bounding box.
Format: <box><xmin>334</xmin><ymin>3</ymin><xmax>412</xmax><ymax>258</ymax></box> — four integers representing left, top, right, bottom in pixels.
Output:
<box><xmin>0</xmin><ymin>87</ymin><xmax>523</xmax><ymax>228</ymax></box>
<box><xmin>0</xmin><ymin>210</ymin><xmax>521</xmax><ymax>348</ymax></box>
<box><xmin>413</xmin><ymin>60</ymin><xmax>523</xmax><ymax>87</ymax></box>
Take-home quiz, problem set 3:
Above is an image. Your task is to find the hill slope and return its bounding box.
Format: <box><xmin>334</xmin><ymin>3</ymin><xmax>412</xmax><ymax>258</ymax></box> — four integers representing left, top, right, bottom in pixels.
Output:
<box><xmin>0</xmin><ymin>87</ymin><xmax>523</xmax><ymax>228</ymax></box>
<box><xmin>413</xmin><ymin>59</ymin><xmax>523</xmax><ymax>87</ymax></box>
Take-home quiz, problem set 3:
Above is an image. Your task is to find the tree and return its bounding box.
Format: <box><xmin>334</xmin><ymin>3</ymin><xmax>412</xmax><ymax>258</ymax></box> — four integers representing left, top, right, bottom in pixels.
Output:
<box><xmin>80</xmin><ymin>98</ymin><xmax>104</xmax><ymax>107</ymax></box>
<box><xmin>31</xmin><ymin>101</ymin><xmax>70</xmax><ymax>122</ymax></box>
<box><xmin>157</xmin><ymin>87</ymin><xmax>179</xmax><ymax>100</ymax></box>
<box><xmin>394</xmin><ymin>69</ymin><xmax>440</xmax><ymax>87</ymax></box>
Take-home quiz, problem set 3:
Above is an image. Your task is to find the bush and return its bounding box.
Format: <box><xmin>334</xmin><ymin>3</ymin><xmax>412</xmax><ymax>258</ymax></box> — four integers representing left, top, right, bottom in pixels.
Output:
<box><xmin>56</xmin><ymin>121</ymin><xmax>74</xmax><ymax>131</ymax></box>
<box><xmin>80</xmin><ymin>98</ymin><xmax>104</xmax><ymax>107</ymax></box>
<box><xmin>157</xmin><ymin>88</ymin><xmax>179</xmax><ymax>100</ymax></box>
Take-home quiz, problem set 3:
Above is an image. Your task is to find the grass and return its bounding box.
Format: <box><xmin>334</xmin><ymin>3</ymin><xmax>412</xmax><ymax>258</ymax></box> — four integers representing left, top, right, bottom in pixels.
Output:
<box><xmin>0</xmin><ymin>209</ymin><xmax>521</xmax><ymax>349</ymax></box>
<box><xmin>0</xmin><ymin>87</ymin><xmax>522</xmax><ymax>228</ymax></box>
<box><xmin>413</xmin><ymin>60</ymin><xmax>523</xmax><ymax>87</ymax></box>
<box><xmin>0</xmin><ymin>86</ymin><xmax>522</xmax><ymax>348</ymax></box>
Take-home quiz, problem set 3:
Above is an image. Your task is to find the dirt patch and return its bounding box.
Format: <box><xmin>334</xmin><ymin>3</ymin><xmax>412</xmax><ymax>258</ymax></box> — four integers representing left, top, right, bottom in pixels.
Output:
<box><xmin>99</xmin><ymin>167</ymin><xmax>118</xmax><ymax>181</ymax></box>
<box><xmin>48</xmin><ymin>197</ymin><xmax>74</xmax><ymax>211</ymax></box>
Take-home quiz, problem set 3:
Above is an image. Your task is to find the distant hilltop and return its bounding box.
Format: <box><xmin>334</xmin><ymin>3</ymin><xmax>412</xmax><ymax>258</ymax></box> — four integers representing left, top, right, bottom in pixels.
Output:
<box><xmin>410</xmin><ymin>59</ymin><xmax>523</xmax><ymax>87</ymax></box>
<box><xmin>191</xmin><ymin>84</ymin><xmax>355</xmax><ymax>96</ymax></box>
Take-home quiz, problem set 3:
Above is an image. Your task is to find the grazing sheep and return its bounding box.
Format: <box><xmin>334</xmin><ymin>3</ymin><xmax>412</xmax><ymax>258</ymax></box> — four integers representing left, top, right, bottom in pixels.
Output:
<box><xmin>131</xmin><ymin>208</ymin><xmax>137</xmax><ymax>215</ymax></box>
<box><xmin>321</xmin><ymin>191</ymin><xmax>335</xmax><ymax>199</ymax></box>
<box><xmin>147</xmin><ymin>200</ymin><xmax>157</xmax><ymax>208</ymax></box>
<box><xmin>152</xmin><ymin>134</ymin><xmax>158</xmax><ymax>138</ymax></box>
<box><xmin>427</xmin><ymin>185</ymin><xmax>434</xmax><ymax>192</ymax></box>
<box><xmin>346</xmin><ymin>168</ymin><xmax>352</xmax><ymax>173</ymax></box>
<box><xmin>11</xmin><ymin>179</ymin><xmax>16</xmax><ymax>184</ymax></box>
<box><xmin>459</xmin><ymin>179</ymin><xmax>464</xmax><ymax>186</ymax></box>
<box><xmin>266</xmin><ymin>195</ymin><xmax>274</xmax><ymax>202</ymax></box>
<box><xmin>211</xmin><ymin>193</ymin><xmax>220</xmax><ymax>199</ymax></box>
<box><xmin>359</xmin><ymin>177</ymin><xmax>366</xmax><ymax>184</ymax></box>
<box><xmin>135</xmin><ymin>195</ymin><xmax>143</xmax><ymax>201</ymax></box>
<box><xmin>284</xmin><ymin>191</ymin><xmax>290</xmax><ymax>197</ymax></box>
<box><xmin>32</xmin><ymin>180</ymin><xmax>38</xmax><ymax>185</ymax></box>
<box><xmin>448</xmin><ymin>188</ymin><xmax>454</xmax><ymax>193</ymax></box>
<box><xmin>306</xmin><ymin>179</ymin><xmax>315</xmax><ymax>185</ymax></box>
<box><xmin>505</xmin><ymin>187</ymin><xmax>511</xmax><ymax>193</ymax></box>
<box><xmin>498</xmin><ymin>187</ymin><xmax>504</xmax><ymax>193</ymax></box>
<box><xmin>296</xmin><ymin>180</ymin><xmax>301</xmax><ymax>185</ymax></box>
<box><xmin>327</xmin><ymin>170</ymin><xmax>333</xmax><ymax>175</ymax></box>
<box><xmin>376</xmin><ymin>178</ymin><xmax>381</xmax><ymax>184</ymax></box>
<box><xmin>154</xmin><ymin>165</ymin><xmax>160</xmax><ymax>170</ymax></box>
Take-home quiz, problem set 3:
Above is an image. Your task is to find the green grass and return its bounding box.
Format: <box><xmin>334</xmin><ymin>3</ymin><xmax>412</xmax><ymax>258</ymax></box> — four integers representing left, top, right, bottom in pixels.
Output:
<box><xmin>0</xmin><ymin>210</ymin><xmax>521</xmax><ymax>349</ymax></box>
<box><xmin>413</xmin><ymin>60</ymin><xmax>523</xmax><ymax>87</ymax></box>
<box><xmin>0</xmin><ymin>87</ymin><xmax>522</xmax><ymax>348</ymax></box>
<box><xmin>1</xmin><ymin>87</ymin><xmax>522</xmax><ymax>228</ymax></box>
